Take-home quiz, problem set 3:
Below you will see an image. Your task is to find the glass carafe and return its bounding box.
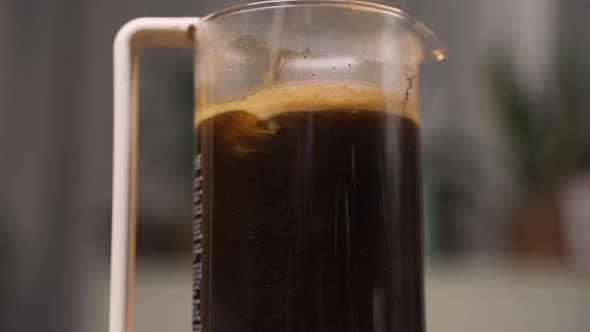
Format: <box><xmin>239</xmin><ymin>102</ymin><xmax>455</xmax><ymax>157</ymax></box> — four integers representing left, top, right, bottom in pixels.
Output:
<box><xmin>110</xmin><ymin>2</ymin><xmax>446</xmax><ymax>332</ymax></box>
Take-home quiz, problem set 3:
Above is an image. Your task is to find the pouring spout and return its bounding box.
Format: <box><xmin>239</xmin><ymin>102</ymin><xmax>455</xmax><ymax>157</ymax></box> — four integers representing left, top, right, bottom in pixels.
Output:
<box><xmin>410</xmin><ymin>18</ymin><xmax>447</xmax><ymax>62</ymax></box>
<box><xmin>347</xmin><ymin>0</ymin><xmax>447</xmax><ymax>62</ymax></box>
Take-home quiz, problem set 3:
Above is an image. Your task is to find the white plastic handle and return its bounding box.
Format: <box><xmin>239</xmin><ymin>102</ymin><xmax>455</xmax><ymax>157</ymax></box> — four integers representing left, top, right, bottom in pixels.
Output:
<box><xmin>111</xmin><ymin>17</ymin><xmax>200</xmax><ymax>332</ymax></box>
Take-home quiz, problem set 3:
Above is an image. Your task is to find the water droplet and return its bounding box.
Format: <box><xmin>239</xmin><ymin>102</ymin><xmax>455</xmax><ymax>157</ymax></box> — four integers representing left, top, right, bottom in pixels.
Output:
<box><xmin>433</xmin><ymin>49</ymin><xmax>447</xmax><ymax>61</ymax></box>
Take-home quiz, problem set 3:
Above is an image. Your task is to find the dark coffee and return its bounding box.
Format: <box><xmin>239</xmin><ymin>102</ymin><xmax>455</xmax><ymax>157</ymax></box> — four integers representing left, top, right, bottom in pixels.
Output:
<box><xmin>193</xmin><ymin>84</ymin><xmax>423</xmax><ymax>332</ymax></box>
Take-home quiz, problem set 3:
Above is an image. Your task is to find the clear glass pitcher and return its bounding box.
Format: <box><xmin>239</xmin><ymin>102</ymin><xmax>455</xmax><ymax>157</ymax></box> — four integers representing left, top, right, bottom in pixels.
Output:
<box><xmin>110</xmin><ymin>2</ymin><xmax>446</xmax><ymax>332</ymax></box>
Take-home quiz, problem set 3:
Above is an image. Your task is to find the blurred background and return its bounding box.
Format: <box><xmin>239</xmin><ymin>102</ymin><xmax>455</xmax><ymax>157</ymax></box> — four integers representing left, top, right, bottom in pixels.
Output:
<box><xmin>1</xmin><ymin>0</ymin><xmax>589</xmax><ymax>331</ymax></box>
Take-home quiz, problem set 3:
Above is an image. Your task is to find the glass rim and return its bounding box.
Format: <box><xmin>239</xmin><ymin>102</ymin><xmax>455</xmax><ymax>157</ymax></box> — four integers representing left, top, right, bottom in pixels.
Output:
<box><xmin>199</xmin><ymin>0</ymin><xmax>446</xmax><ymax>61</ymax></box>
<box><xmin>202</xmin><ymin>1</ymin><xmax>411</xmax><ymax>23</ymax></box>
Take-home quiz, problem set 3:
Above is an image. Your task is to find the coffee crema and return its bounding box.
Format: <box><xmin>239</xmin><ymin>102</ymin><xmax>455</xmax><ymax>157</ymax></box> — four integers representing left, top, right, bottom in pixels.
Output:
<box><xmin>194</xmin><ymin>82</ymin><xmax>419</xmax><ymax>126</ymax></box>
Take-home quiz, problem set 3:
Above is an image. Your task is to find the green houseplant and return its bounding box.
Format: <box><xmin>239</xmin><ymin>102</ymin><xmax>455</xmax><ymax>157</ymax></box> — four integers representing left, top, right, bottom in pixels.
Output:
<box><xmin>422</xmin><ymin>45</ymin><xmax>590</xmax><ymax>257</ymax></box>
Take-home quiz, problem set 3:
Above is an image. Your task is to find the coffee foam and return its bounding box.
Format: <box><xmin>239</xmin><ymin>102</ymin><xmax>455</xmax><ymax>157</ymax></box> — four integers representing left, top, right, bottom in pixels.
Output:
<box><xmin>194</xmin><ymin>82</ymin><xmax>418</xmax><ymax>127</ymax></box>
